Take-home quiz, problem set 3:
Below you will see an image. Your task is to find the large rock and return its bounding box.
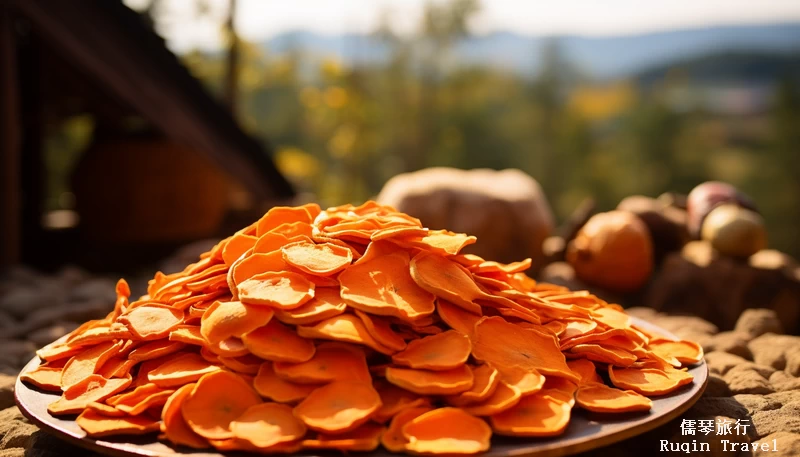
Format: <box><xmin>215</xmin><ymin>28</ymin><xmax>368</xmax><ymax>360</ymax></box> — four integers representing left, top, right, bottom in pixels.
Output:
<box><xmin>0</xmin><ymin>374</ymin><xmax>14</xmax><ymax>410</ymax></box>
<box><xmin>723</xmin><ymin>365</ymin><xmax>774</xmax><ymax>395</ymax></box>
<box><xmin>735</xmin><ymin>309</ymin><xmax>783</xmax><ymax>339</ymax></box>
<box><xmin>377</xmin><ymin>168</ymin><xmax>554</xmax><ymax>271</ymax></box>
<box><xmin>752</xmin><ymin>402</ymin><xmax>800</xmax><ymax>438</ymax></box>
<box><xmin>704</xmin><ymin>331</ymin><xmax>752</xmax><ymax>360</ymax></box>
<box><xmin>748</xmin><ymin>333</ymin><xmax>800</xmax><ymax>370</ymax></box>
<box><xmin>644</xmin><ymin>242</ymin><xmax>800</xmax><ymax>333</ymax></box>
<box><xmin>758</xmin><ymin>431</ymin><xmax>800</xmax><ymax>457</ymax></box>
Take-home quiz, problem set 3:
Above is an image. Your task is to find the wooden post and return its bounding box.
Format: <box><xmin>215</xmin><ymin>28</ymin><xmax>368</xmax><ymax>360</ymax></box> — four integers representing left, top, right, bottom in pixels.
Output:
<box><xmin>0</xmin><ymin>6</ymin><xmax>21</xmax><ymax>268</ymax></box>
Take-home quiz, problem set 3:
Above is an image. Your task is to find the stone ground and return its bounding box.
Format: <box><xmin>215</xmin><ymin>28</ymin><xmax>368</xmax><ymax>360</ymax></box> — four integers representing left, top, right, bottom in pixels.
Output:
<box><xmin>1</xmin><ymin>265</ymin><xmax>799</xmax><ymax>456</ymax></box>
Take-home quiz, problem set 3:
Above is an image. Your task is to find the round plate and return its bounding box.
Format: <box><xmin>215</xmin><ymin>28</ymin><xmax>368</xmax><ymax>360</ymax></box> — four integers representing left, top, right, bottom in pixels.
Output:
<box><xmin>15</xmin><ymin>317</ymin><xmax>707</xmax><ymax>457</ymax></box>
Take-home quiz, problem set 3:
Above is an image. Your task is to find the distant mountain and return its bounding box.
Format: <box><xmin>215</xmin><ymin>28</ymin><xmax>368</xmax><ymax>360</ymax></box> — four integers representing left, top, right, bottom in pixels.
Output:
<box><xmin>262</xmin><ymin>23</ymin><xmax>800</xmax><ymax>80</ymax></box>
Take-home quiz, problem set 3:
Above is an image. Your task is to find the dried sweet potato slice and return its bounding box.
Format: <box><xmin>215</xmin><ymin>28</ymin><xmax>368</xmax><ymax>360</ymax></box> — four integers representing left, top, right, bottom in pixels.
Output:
<box><xmin>385</xmin><ymin>365</ymin><xmax>473</xmax><ymax>396</ymax></box>
<box><xmin>495</xmin><ymin>365</ymin><xmax>545</xmax><ymax>396</ymax></box>
<box><xmin>237</xmin><ymin>271</ymin><xmax>315</xmax><ymax>309</ymax></box>
<box><xmin>575</xmin><ymin>383</ymin><xmax>652</xmax><ymax>413</ymax></box>
<box><xmin>339</xmin><ymin>249</ymin><xmax>436</xmax><ymax>321</ymax></box>
<box><xmin>271</xmin><ymin>221</ymin><xmax>314</xmax><ymax>239</ymax></box>
<box><xmin>402</xmin><ymin>407</ymin><xmax>491</xmax><ymax>455</ymax></box>
<box><xmin>381</xmin><ymin>407</ymin><xmax>433</xmax><ymax>452</ymax></box>
<box><xmin>208</xmin><ymin>437</ymin><xmax>302</xmax><ymax>454</ymax></box>
<box><xmin>461</xmin><ymin>381</ymin><xmax>521</xmax><ymax>416</ymax></box>
<box><xmin>48</xmin><ymin>374</ymin><xmax>132</xmax><ymax>415</ymax></box>
<box><xmin>207</xmin><ymin>337</ymin><xmax>250</xmax><ymax>357</ymax></box>
<box><xmin>355</xmin><ymin>310</ymin><xmax>407</xmax><ymax>352</ymax></box>
<box><xmin>444</xmin><ymin>364</ymin><xmax>500</xmax><ymax>406</ymax></box>
<box><xmin>119</xmin><ymin>304</ymin><xmax>184</xmax><ymax>340</ymax></box>
<box><xmin>200</xmin><ymin>300</ymin><xmax>274</xmax><ymax>345</ymax></box>
<box><xmin>274</xmin><ymin>287</ymin><xmax>346</xmax><ymax>325</ymax></box>
<box><xmin>297</xmin><ymin>314</ymin><xmax>395</xmax><ymax>355</ymax></box>
<box><xmin>254</xmin><ymin>232</ymin><xmax>301</xmax><ymax>254</ymax></box>
<box><xmin>393</xmin><ymin>230</ymin><xmax>477</xmax><ymax>256</ymax></box>
<box><xmin>68</xmin><ymin>322</ymin><xmax>133</xmax><ymax>346</ymax></box>
<box><xmin>472</xmin><ymin>317</ymin><xmax>580</xmax><ymax>384</ymax></box>
<box><xmin>76</xmin><ymin>409</ymin><xmax>160</xmax><ymax>437</ymax></box>
<box><xmin>409</xmin><ymin>252</ymin><xmax>483</xmax><ymax>314</ymax></box>
<box><xmin>161</xmin><ymin>384</ymin><xmax>208</xmax><ymax>449</ymax></box>
<box><xmin>392</xmin><ymin>330</ymin><xmax>471</xmax><ymax>371</ymax></box>
<box><xmin>293</xmin><ymin>381</ymin><xmax>382</xmax><ymax>434</ymax></box>
<box><xmin>373</xmin><ymin>382</ymin><xmax>432</xmax><ymax>423</ymax></box>
<box><xmin>566</xmin><ymin>359</ymin><xmax>602</xmax><ymax>385</ymax></box>
<box><xmin>540</xmin><ymin>376</ymin><xmax>578</xmax><ymax>406</ymax></box>
<box><xmin>86</xmin><ymin>401</ymin><xmax>127</xmax><ymax>417</ymax></box>
<box><xmin>128</xmin><ymin>340</ymin><xmax>186</xmax><ymax>362</ymax></box>
<box><xmin>256</xmin><ymin>206</ymin><xmax>314</xmax><ymax>236</ymax></box>
<box><xmin>107</xmin><ymin>383</ymin><xmax>175</xmax><ymax>415</ymax></box>
<box><xmin>148</xmin><ymin>353</ymin><xmax>221</xmax><ymax>388</ymax></box>
<box><xmin>222</xmin><ymin>233</ymin><xmax>257</xmax><ymax>266</ymax></box>
<box><xmin>649</xmin><ymin>339</ymin><xmax>704</xmax><ymax>365</ymax></box>
<box><xmin>273</xmin><ymin>342</ymin><xmax>370</xmax><ymax>384</ymax></box>
<box><xmin>608</xmin><ymin>366</ymin><xmax>694</xmax><ymax>396</ymax></box>
<box><xmin>490</xmin><ymin>392</ymin><xmax>571</xmax><ymax>437</ymax></box>
<box><xmin>471</xmin><ymin>258</ymin><xmax>532</xmax><ymax>275</ymax></box>
<box><xmin>303</xmin><ymin>422</ymin><xmax>385</xmax><ymax>451</ymax></box>
<box><xmin>231</xmin><ymin>251</ymin><xmax>288</xmax><ymax>286</ymax></box>
<box><xmin>560</xmin><ymin>318</ymin><xmax>598</xmax><ymax>340</ymax></box>
<box><xmin>371</xmin><ymin>225</ymin><xmax>429</xmax><ymax>241</ymax></box>
<box><xmin>181</xmin><ymin>370</ymin><xmax>262</xmax><ymax>440</ymax></box>
<box><xmin>436</xmin><ymin>299</ymin><xmax>482</xmax><ymax>338</ymax></box>
<box><xmin>253</xmin><ymin>362</ymin><xmax>317</xmax><ymax>403</ymax></box>
<box><xmin>36</xmin><ymin>341</ymin><xmax>86</xmax><ymax>363</ymax></box>
<box><xmin>281</xmin><ymin>241</ymin><xmax>353</xmax><ymax>276</ymax></box>
<box><xmin>230</xmin><ymin>403</ymin><xmax>307</xmax><ymax>448</ymax></box>
<box><xmin>97</xmin><ymin>357</ymin><xmax>136</xmax><ymax>379</ymax></box>
<box><xmin>60</xmin><ymin>340</ymin><xmax>122</xmax><ymax>390</ymax></box>
<box><xmin>242</xmin><ymin>319</ymin><xmax>315</xmax><ymax>363</ymax></box>
<box><xmin>169</xmin><ymin>325</ymin><xmax>205</xmax><ymax>346</ymax></box>
<box><xmin>218</xmin><ymin>354</ymin><xmax>263</xmax><ymax>374</ymax></box>
<box><xmin>20</xmin><ymin>366</ymin><xmax>63</xmax><ymax>392</ymax></box>
<box><xmin>570</xmin><ymin>344</ymin><xmax>637</xmax><ymax>367</ymax></box>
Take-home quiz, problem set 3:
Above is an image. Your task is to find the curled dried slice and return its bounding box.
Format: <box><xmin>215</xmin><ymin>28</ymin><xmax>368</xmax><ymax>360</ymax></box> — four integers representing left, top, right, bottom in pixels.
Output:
<box><xmin>148</xmin><ymin>353</ymin><xmax>221</xmax><ymax>388</ymax></box>
<box><xmin>222</xmin><ymin>232</ymin><xmax>257</xmax><ymax>266</ymax></box>
<box><xmin>256</xmin><ymin>206</ymin><xmax>314</xmax><ymax>236</ymax></box>
<box><xmin>76</xmin><ymin>409</ymin><xmax>160</xmax><ymax>438</ymax></box>
<box><xmin>608</xmin><ymin>366</ymin><xmax>694</xmax><ymax>396</ymax></box>
<box><xmin>281</xmin><ymin>241</ymin><xmax>353</xmax><ymax>276</ymax></box>
<box><xmin>444</xmin><ymin>364</ymin><xmax>500</xmax><ymax>406</ymax></box>
<box><xmin>461</xmin><ymin>382</ymin><xmax>521</xmax><ymax>416</ymax></box>
<box><xmin>206</xmin><ymin>337</ymin><xmax>250</xmax><ymax>358</ymax></box>
<box><xmin>219</xmin><ymin>354</ymin><xmax>264</xmax><ymax>374</ymax></box>
<box><xmin>274</xmin><ymin>288</ymin><xmax>347</xmax><ymax>325</ymax></box>
<box><xmin>20</xmin><ymin>366</ymin><xmax>63</xmax><ymax>392</ymax></box>
<box><xmin>293</xmin><ymin>381</ymin><xmax>382</xmax><ymax>434</ymax></box>
<box><xmin>273</xmin><ymin>343</ymin><xmax>370</xmax><ymax>384</ymax></box>
<box><xmin>181</xmin><ymin>371</ymin><xmax>262</xmax><ymax>440</ymax></box>
<box><xmin>495</xmin><ymin>365</ymin><xmax>545</xmax><ymax>396</ymax></box>
<box><xmin>107</xmin><ymin>383</ymin><xmax>174</xmax><ymax>415</ymax></box>
<box><xmin>237</xmin><ymin>272</ymin><xmax>315</xmax><ymax>309</ymax></box>
<box><xmin>570</xmin><ymin>344</ymin><xmax>637</xmax><ymax>367</ymax></box>
<box><xmin>60</xmin><ymin>340</ymin><xmax>121</xmax><ymax>390</ymax></box>
<box><xmin>392</xmin><ymin>330</ymin><xmax>470</xmax><ymax>371</ymax></box>
<box><xmin>128</xmin><ymin>340</ymin><xmax>186</xmax><ymax>362</ymax></box>
<box><xmin>566</xmin><ymin>359</ymin><xmax>603</xmax><ymax>385</ymax></box>
<box><xmin>385</xmin><ymin>365</ymin><xmax>473</xmax><ymax>396</ymax></box>
<box><xmin>649</xmin><ymin>340</ymin><xmax>704</xmax><ymax>365</ymax></box>
<box><xmin>48</xmin><ymin>374</ymin><xmax>132</xmax><ymax>416</ymax></box>
<box><xmin>575</xmin><ymin>383</ymin><xmax>652</xmax><ymax>413</ymax></box>
<box><xmin>200</xmin><ymin>300</ymin><xmax>274</xmax><ymax>345</ymax></box>
<box><xmin>402</xmin><ymin>407</ymin><xmax>491</xmax><ymax>455</ymax></box>
<box><xmin>161</xmin><ymin>384</ymin><xmax>208</xmax><ymax>449</ymax></box>
<box><xmin>436</xmin><ymin>300</ymin><xmax>482</xmax><ymax>338</ymax></box>
<box><xmin>490</xmin><ymin>393</ymin><xmax>571</xmax><ymax>437</ymax></box>
<box><xmin>253</xmin><ymin>362</ymin><xmax>317</xmax><ymax>403</ymax></box>
<box><xmin>355</xmin><ymin>310</ymin><xmax>407</xmax><ymax>352</ymax></box>
<box><xmin>303</xmin><ymin>422</ymin><xmax>385</xmax><ymax>451</ymax></box>
<box><xmin>297</xmin><ymin>314</ymin><xmax>394</xmax><ymax>355</ymax></box>
<box><xmin>409</xmin><ymin>252</ymin><xmax>483</xmax><ymax>314</ymax></box>
<box><xmin>391</xmin><ymin>230</ymin><xmax>476</xmax><ymax>256</ymax></box>
<box><xmin>560</xmin><ymin>319</ymin><xmax>598</xmax><ymax>340</ymax></box>
<box><xmin>373</xmin><ymin>382</ymin><xmax>432</xmax><ymax>423</ymax></box>
<box><xmin>242</xmin><ymin>319</ymin><xmax>315</xmax><ymax>363</ymax></box>
<box><xmin>381</xmin><ymin>407</ymin><xmax>433</xmax><ymax>452</ymax></box>
<box><xmin>119</xmin><ymin>304</ymin><xmax>184</xmax><ymax>340</ymax></box>
<box><xmin>230</xmin><ymin>403</ymin><xmax>307</xmax><ymax>448</ymax></box>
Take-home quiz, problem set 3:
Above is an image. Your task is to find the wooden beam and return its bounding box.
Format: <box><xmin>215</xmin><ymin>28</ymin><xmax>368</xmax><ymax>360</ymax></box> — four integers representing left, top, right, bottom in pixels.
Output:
<box><xmin>0</xmin><ymin>6</ymin><xmax>21</xmax><ymax>268</ymax></box>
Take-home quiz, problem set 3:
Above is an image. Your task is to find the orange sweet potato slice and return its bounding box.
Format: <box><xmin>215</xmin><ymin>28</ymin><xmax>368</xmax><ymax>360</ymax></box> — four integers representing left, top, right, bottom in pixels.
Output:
<box><xmin>540</xmin><ymin>377</ymin><xmax>578</xmax><ymax>406</ymax></box>
<box><xmin>608</xmin><ymin>366</ymin><xmax>694</xmax><ymax>396</ymax></box>
<box><xmin>68</xmin><ymin>322</ymin><xmax>133</xmax><ymax>346</ymax></box>
<box><xmin>371</xmin><ymin>225</ymin><xmax>429</xmax><ymax>241</ymax></box>
<box><xmin>575</xmin><ymin>383</ymin><xmax>652</xmax><ymax>413</ymax></box>
<box><xmin>281</xmin><ymin>241</ymin><xmax>353</xmax><ymax>276</ymax></box>
<box><xmin>472</xmin><ymin>316</ymin><xmax>580</xmax><ymax>384</ymax></box>
<box><xmin>97</xmin><ymin>357</ymin><xmax>136</xmax><ymax>379</ymax></box>
<box><xmin>181</xmin><ymin>370</ymin><xmax>262</xmax><ymax>440</ymax></box>
<box><xmin>569</xmin><ymin>344</ymin><xmax>637</xmax><ymax>367</ymax></box>
<box><xmin>200</xmin><ymin>300</ymin><xmax>274</xmax><ymax>345</ymax></box>
<box><xmin>36</xmin><ymin>341</ymin><xmax>86</xmax><ymax>363</ymax></box>
<box><xmin>119</xmin><ymin>304</ymin><xmax>184</xmax><ymax>340</ymax></box>
<box><xmin>256</xmin><ymin>206</ymin><xmax>314</xmax><ymax>236</ymax></box>
<box><xmin>339</xmin><ymin>249</ymin><xmax>436</xmax><ymax>321</ymax></box>
<box><xmin>242</xmin><ymin>319</ymin><xmax>315</xmax><ymax>363</ymax></box>
<box><xmin>207</xmin><ymin>337</ymin><xmax>250</xmax><ymax>357</ymax></box>
<box><xmin>169</xmin><ymin>325</ymin><xmax>205</xmax><ymax>346</ymax></box>
<box><xmin>567</xmin><ymin>359</ymin><xmax>603</xmax><ymax>385</ymax></box>
<box><xmin>148</xmin><ymin>353</ymin><xmax>221</xmax><ymax>388</ymax></box>
<box><xmin>385</xmin><ymin>365</ymin><xmax>473</xmax><ymax>395</ymax></box>
<box><xmin>490</xmin><ymin>392</ymin><xmax>571</xmax><ymax>437</ymax></box>
<box><xmin>107</xmin><ymin>383</ymin><xmax>175</xmax><ymax>415</ymax></box>
<box><xmin>303</xmin><ymin>422</ymin><xmax>385</xmax><ymax>451</ymax></box>
<box><xmin>128</xmin><ymin>340</ymin><xmax>186</xmax><ymax>362</ymax></box>
<box><xmin>161</xmin><ymin>383</ymin><xmax>208</xmax><ymax>449</ymax></box>
<box><xmin>392</xmin><ymin>330</ymin><xmax>471</xmax><ymax>371</ymax></box>
<box><xmin>560</xmin><ymin>318</ymin><xmax>598</xmax><ymax>340</ymax></box>
<box><xmin>222</xmin><ymin>233</ymin><xmax>257</xmax><ymax>266</ymax></box>
<box><xmin>76</xmin><ymin>409</ymin><xmax>160</xmax><ymax>437</ymax></box>
<box><xmin>495</xmin><ymin>365</ymin><xmax>546</xmax><ymax>396</ymax></box>
<box><xmin>649</xmin><ymin>339</ymin><xmax>704</xmax><ymax>365</ymax></box>
<box><xmin>208</xmin><ymin>437</ymin><xmax>302</xmax><ymax>454</ymax></box>
<box><xmin>48</xmin><ymin>374</ymin><xmax>132</xmax><ymax>415</ymax></box>
<box><xmin>273</xmin><ymin>287</ymin><xmax>347</xmax><ymax>325</ymax></box>
<box><xmin>59</xmin><ymin>340</ymin><xmax>122</xmax><ymax>389</ymax></box>
<box><xmin>355</xmin><ymin>310</ymin><xmax>407</xmax><ymax>352</ymax></box>
<box><xmin>293</xmin><ymin>381</ymin><xmax>382</xmax><ymax>434</ymax></box>
<box><xmin>445</xmin><ymin>364</ymin><xmax>500</xmax><ymax>406</ymax></box>
<box><xmin>409</xmin><ymin>252</ymin><xmax>483</xmax><ymax>314</ymax></box>
<box><xmin>381</xmin><ymin>406</ymin><xmax>434</xmax><ymax>452</ymax></box>
<box><xmin>401</xmin><ymin>407</ymin><xmax>491</xmax><ymax>455</ymax></box>
<box><xmin>237</xmin><ymin>271</ymin><xmax>315</xmax><ymax>309</ymax></box>
<box><xmin>271</xmin><ymin>221</ymin><xmax>314</xmax><ymax>239</ymax></box>
<box><xmin>20</xmin><ymin>366</ymin><xmax>63</xmax><ymax>392</ymax></box>
<box><xmin>218</xmin><ymin>354</ymin><xmax>264</xmax><ymax>374</ymax></box>
<box><xmin>460</xmin><ymin>381</ymin><xmax>521</xmax><ymax>416</ymax></box>
<box><xmin>392</xmin><ymin>230</ymin><xmax>477</xmax><ymax>256</ymax></box>
<box><xmin>230</xmin><ymin>251</ymin><xmax>288</xmax><ymax>287</ymax></box>
<box><xmin>254</xmin><ymin>232</ymin><xmax>303</xmax><ymax>254</ymax></box>
<box><xmin>436</xmin><ymin>299</ymin><xmax>482</xmax><ymax>338</ymax></box>
<box><xmin>373</xmin><ymin>382</ymin><xmax>432</xmax><ymax>423</ymax></box>
<box><xmin>297</xmin><ymin>314</ymin><xmax>394</xmax><ymax>355</ymax></box>
<box><xmin>273</xmin><ymin>342</ymin><xmax>371</xmax><ymax>384</ymax></box>
<box><xmin>86</xmin><ymin>401</ymin><xmax>127</xmax><ymax>417</ymax></box>
<box><xmin>230</xmin><ymin>403</ymin><xmax>307</xmax><ymax>448</ymax></box>
<box><xmin>253</xmin><ymin>362</ymin><xmax>317</xmax><ymax>403</ymax></box>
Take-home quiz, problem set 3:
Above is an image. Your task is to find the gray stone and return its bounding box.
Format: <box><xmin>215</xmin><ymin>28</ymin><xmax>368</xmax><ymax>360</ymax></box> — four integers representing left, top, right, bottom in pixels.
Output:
<box><xmin>735</xmin><ymin>309</ymin><xmax>783</xmax><ymax>339</ymax></box>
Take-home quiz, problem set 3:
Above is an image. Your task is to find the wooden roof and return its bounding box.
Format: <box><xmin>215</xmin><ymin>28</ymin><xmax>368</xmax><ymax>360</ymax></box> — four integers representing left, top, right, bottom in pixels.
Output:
<box><xmin>6</xmin><ymin>0</ymin><xmax>294</xmax><ymax>200</ymax></box>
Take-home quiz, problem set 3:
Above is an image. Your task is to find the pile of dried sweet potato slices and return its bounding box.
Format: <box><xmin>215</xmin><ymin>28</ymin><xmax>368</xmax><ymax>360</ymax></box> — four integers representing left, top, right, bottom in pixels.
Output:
<box><xmin>22</xmin><ymin>201</ymin><xmax>703</xmax><ymax>455</ymax></box>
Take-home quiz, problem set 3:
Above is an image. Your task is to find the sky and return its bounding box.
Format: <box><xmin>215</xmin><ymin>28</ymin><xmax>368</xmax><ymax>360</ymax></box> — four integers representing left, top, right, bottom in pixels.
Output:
<box><xmin>124</xmin><ymin>0</ymin><xmax>800</xmax><ymax>52</ymax></box>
